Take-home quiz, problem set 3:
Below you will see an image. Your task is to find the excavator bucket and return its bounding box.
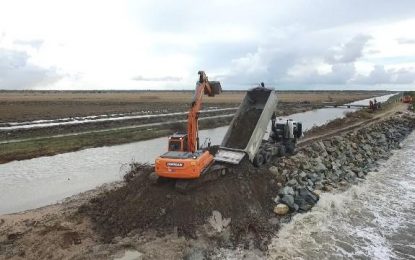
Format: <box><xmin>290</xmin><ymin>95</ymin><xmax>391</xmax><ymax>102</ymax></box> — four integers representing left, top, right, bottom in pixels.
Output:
<box><xmin>207</xmin><ymin>81</ymin><xmax>222</xmax><ymax>96</ymax></box>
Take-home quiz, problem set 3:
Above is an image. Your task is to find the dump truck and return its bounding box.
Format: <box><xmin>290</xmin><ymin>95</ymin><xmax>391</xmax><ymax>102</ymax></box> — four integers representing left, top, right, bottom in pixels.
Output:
<box><xmin>214</xmin><ymin>85</ymin><xmax>302</xmax><ymax>166</ymax></box>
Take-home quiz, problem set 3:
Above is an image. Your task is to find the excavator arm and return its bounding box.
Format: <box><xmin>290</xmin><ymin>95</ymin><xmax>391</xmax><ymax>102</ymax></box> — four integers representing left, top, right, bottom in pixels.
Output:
<box><xmin>187</xmin><ymin>71</ymin><xmax>222</xmax><ymax>153</ymax></box>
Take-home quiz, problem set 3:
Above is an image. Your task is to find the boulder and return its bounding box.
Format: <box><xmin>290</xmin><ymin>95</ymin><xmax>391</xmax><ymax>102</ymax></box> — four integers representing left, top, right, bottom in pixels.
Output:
<box><xmin>280</xmin><ymin>195</ymin><xmax>295</xmax><ymax>210</ymax></box>
<box><xmin>273</xmin><ymin>204</ymin><xmax>289</xmax><ymax>215</ymax></box>
<box><xmin>313</xmin><ymin>189</ymin><xmax>322</xmax><ymax>197</ymax></box>
<box><xmin>297</xmin><ymin>187</ymin><xmax>319</xmax><ymax>204</ymax></box>
<box><xmin>183</xmin><ymin>248</ymin><xmax>207</xmax><ymax>260</ymax></box>
<box><xmin>279</xmin><ymin>186</ymin><xmax>294</xmax><ymax>196</ymax></box>
<box><xmin>299</xmin><ymin>171</ymin><xmax>307</xmax><ymax>179</ymax></box>
<box><xmin>273</xmin><ymin>195</ymin><xmax>281</xmax><ymax>204</ymax></box>
<box><xmin>314</xmin><ymin>181</ymin><xmax>324</xmax><ymax>190</ymax></box>
<box><xmin>286</xmin><ymin>179</ymin><xmax>298</xmax><ymax>187</ymax></box>
<box><xmin>208</xmin><ymin>210</ymin><xmax>231</xmax><ymax>233</ymax></box>
<box><xmin>314</xmin><ymin>161</ymin><xmax>327</xmax><ymax>173</ymax></box>
<box><xmin>269</xmin><ymin>166</ymin><xmax>279</xmax><ymax>175</ymax></box>
<box><xmin>308</xmin><ymin>173</ymin><xmax>319</xmax><ymax>182</ymax></box>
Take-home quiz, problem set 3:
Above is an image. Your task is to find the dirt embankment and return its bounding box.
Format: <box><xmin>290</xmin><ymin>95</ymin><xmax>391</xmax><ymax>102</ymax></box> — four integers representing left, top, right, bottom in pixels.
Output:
<box><xmin>1</xmin><ymin>110</ymin><xmax>413</xmax><ymax>259</ymax></box>
<box><xmin>81</xmin><ymin>160</ymin><xmax>278</xmax><ymax>248</ymax></box>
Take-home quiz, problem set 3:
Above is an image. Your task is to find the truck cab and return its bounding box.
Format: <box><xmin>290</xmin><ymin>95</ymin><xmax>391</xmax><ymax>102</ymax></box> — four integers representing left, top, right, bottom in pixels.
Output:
<box><xmin>268</xmin><ymin>119</ymin><xmax>303</xmax><ymax>156</ymax></box>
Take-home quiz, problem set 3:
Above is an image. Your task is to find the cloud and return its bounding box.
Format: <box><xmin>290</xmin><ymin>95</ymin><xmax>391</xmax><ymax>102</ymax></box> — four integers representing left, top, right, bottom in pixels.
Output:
<box><xmin>132</xmin><ymin>75</ymin><xmax>182</xmax><ymax>82</ymax></box>
<box><xmin>354</xmin><ymin>65</ymin><xmax>391</xmax><ymax>84</ymax></box>
<box><xmin>2</xmin><ymin>1</ymin><xmax>415</xmax><ymax>90</ymax></box>
<box><xmin>325</xmin><ymin>35</ymin><xmax>372</xmax><ymax>64</ymax></box>
<box><xmin>394</xmin><ymin>68</ymin><xmax>415</xmax><ymax>83</ymax></box>
<box><xmin>397</xmin><ymin>38</ymin><xmax>415</xmax><ymax>44</ymax></box>
<box><xmin>13</xmin><ymin>39</ymin><xmax>44</xmax><ymax>49</ymax></box>
<box><xmin>0</xmin><ymin>48</ymin><xmax>62</xmax><ymax>89</ymax></box>
<box><xmin>220</xmin><ymin>31</ymin><xmax>370</xmax><ymax>86</ymax></box>
<box><xmin>354</xmin><ymin>65</ymin><xmax>415</xmax><ymax>84</ymax></box>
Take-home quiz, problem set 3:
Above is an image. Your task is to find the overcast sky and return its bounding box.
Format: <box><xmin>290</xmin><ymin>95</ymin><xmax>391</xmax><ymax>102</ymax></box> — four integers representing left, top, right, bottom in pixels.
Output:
<box><xmin>1</xmin><ymin>0</ymin><xmax>415</xmax><ymax>90</ymax></box>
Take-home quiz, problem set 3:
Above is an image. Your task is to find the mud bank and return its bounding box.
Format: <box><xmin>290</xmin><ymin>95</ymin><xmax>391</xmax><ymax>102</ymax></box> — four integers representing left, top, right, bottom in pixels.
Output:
<box><xmin>1</xmin><ymin>112</ymin><xmax>414</xmax><ymax>259</ymax></box>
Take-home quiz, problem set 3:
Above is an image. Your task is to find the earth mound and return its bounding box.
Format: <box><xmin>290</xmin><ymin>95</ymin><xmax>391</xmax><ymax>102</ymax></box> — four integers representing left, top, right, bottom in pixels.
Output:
<box><xmin>79</xmin><ymin>161</ymin><xmax>280</xmax><ymax>247</ymax></box>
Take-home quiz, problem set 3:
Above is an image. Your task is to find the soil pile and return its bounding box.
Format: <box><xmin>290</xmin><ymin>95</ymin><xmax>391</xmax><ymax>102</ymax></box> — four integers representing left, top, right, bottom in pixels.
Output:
<box><xmin>80</xmin><ymin>161</ymin><xmax>279</xmax><ymax>246</ymax></box>
<box><xmin>224</xmin><ymin>108</ymin><xmax>263</xmax><ymax>149</ymax></box>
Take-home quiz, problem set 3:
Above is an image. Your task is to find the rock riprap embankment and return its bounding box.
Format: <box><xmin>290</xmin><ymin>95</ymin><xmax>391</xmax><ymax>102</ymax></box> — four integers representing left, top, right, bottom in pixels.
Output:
<box><xmin>272</xmin><ymin>113</ymin><xmax>415</xmax><ymax>214</ymax></box>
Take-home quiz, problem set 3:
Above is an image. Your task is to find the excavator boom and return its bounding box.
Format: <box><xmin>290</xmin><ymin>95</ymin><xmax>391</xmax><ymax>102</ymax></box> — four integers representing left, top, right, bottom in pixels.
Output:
<box><xmin>155</xmin><ymin>71</ymin><xmax>221</xmax><ymax>179</ymax></box>
<box><xmin>187</xmin><ymin>71</ymin><xmax>222</xmax><ymax>152</ymax></box>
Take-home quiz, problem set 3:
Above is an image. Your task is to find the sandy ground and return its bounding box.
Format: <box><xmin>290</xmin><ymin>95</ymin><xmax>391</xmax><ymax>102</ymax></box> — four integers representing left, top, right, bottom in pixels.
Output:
<box><xmin>0</xmin><ymin>101</ymin><xmax>410</xmax><ymax>260</ymax></box>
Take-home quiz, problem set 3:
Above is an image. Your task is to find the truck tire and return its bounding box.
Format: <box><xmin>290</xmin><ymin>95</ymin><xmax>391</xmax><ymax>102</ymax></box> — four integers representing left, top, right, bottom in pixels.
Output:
<box><xmin>253</xmin><ymin>153</ymin><xmax>265</xmax><ymax>167</ymax></box>
<box><xmin>279</xmin><ymin>145</ymin><xmax>286</xmax><ymax>157</ymax></box>
<box><xmin>296</xmin><ymin>122</ymin><xmax>303</xmax><ymax>138</ymax></box>
<box><xmin>263</xmin><ymin>151</ymin><xmax>272</xmax><ymax>163</ymax></box>
<box><xmin>286</xmin><ymin>141</ymin><xmax>296</xmax><ymax>155</ymax></box>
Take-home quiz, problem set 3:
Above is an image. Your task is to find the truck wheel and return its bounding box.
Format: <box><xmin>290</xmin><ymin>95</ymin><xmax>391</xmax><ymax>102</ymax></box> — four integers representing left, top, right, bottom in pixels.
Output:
<box><xmin>279</xmin><ymin>145</ymin><xmax>286</xmax><ymax>157</ymax></box>
<box><xmin>264</xmin><ymin>151</ymin><xmax>272</xmax><ymax>163</ymax></box>
<box><xmin>286</xmin><ymin>142</ymin><xmax>296</xmax><ymax>155</ymax></box>
<box><xmin>253</xmin><ymin>153</ymin><xmax>265</xmax><ymax>167</ymax></box>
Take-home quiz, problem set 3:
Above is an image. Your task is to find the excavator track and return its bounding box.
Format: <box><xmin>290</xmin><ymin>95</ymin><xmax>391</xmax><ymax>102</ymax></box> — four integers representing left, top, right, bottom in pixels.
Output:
<box><xmin>173</xmin><ymin>163</ymin><xmax>228</xmax><ymax>193</ymax></box>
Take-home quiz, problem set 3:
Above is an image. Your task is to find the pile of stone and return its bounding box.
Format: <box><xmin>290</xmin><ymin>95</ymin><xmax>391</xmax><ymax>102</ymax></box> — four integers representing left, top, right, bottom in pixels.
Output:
<box><xmin>271</xmin><ymin>114</ymin><xmax>415</xmax><ymax>215</ymax></box>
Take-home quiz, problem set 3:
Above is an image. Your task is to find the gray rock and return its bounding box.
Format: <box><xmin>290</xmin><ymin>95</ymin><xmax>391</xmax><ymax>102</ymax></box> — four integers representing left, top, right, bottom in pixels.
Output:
<box><xmin>269</xmin><ymin>166</ymin><xmax>278</xmax><ymax>175</ymax></box>
<box><xmin>280</xmin><ymin>195</ymin><xmax>295</xmax><ymax>210</ymax></box>
<box><xmin>301</xmin><ymin>162</ymin><xmax>311</xmax><ymax>170</ymax></box>
<box><xmin>183</xmin><ymin>248</ymin><xmax>206</xmax><ymax>260</ymax></box>
<box><xmin>279</xmin><ymin>186</ymin><xmax>295</xmax><ymax>196</ymax></box>
<box><xmin>314</xmin><ymin>181</ymin><xmax>324</xmax><ymax>190</ymax></box>
<box><xmin>299</xmin><ymin>171</ymin><xmax>307</xmax><ymax>179</ymax></box>
<box><xmin>344</xmin><ymin>170</ymin><xmax>356</xmax><ymax>182</ymax></box>
<box><xmin>316</xmin><ymin>162</ymin><xmax>327</xmax><ymax>172</ymax></box>
<box><xmin>287</xmin><ymin>179</ymin><xmax>298</xmax><ymax>187</ymax></box>
<box><xmin>273</xmin><ymin>195</ymin><xmax>281</xmax><ymax>204</ymax></box>
<box><xmin>308</xmin><ymin>173</ymin><xmax>319</xmax><ymax>182</ymax></box>
<box><xmin>294</xmin><ymin>187</ymin><xmax>319</xmax><ymax>212</ymax></box>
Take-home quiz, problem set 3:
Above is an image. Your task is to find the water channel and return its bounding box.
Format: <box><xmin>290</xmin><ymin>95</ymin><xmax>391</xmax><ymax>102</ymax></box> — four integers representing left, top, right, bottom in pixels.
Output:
<box><xmin>0</xmin><ymin>94</ymin><xmax>396</xmax><ymax>214</ymax></box>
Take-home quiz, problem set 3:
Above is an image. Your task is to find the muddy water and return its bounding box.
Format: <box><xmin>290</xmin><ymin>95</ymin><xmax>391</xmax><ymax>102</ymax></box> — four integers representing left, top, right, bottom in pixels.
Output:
<box><xmin>0</xmin><ymin>95</ymin><xmax>391</xmax><ymax>214</ymax></box>
<box><xmin>214</xmin><ymin>131</ymin><xmax>415</xmax><ymax>259</ymax></box>
<box><xmin>267</xmin><ymin>131</ymin><xmax>415</xmax><ymax>260</ymax></box>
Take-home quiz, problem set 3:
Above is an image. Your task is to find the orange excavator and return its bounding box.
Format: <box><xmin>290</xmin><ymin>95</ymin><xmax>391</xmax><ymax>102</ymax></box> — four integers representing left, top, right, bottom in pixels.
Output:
<box><xmin>402</xmin><ymin>95</ymin><xmax>413</xmax><ymax>103</ymax></box>
<box><xmin>155</xmin><ymin>71</ymin><xmax>222</xmax><ymax>179</ymax></box>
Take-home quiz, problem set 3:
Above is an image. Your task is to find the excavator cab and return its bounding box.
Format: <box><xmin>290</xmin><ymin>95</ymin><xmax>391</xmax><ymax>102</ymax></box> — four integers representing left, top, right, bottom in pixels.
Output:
<box><xmin>168</xmin><ymin>133</ymin><xmax>188</xmax><ymax>152</ymax></box>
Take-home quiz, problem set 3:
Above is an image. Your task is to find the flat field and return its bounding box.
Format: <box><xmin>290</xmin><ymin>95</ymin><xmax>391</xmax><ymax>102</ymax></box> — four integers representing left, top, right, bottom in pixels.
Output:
<box><xmin>0</xmin><ymin>90</ymin><xmax>389</xmax><ymax>122</ymax></box>
<box><xmin>0</xmin><ymin>90</ymin><xmax>390</xmax><ymax>163</ymax></box>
